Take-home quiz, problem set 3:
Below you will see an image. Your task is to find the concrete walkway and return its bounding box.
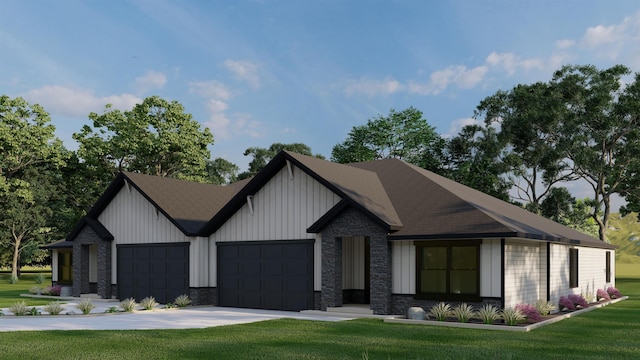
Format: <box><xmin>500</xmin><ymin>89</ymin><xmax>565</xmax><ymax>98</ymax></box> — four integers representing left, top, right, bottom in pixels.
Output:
<box><xmin>0</xmin><ymin>300</ymin><xmax>355</xmax><ymax>332</ymax></box>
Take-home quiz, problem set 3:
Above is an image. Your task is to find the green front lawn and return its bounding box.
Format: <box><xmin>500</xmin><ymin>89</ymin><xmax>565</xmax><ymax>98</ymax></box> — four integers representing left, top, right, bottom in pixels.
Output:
<box><xmin>0</xmin><ymin>277</ymin><xmax>637</xmax><ymax>359</ymax></box>
<box><xmin>0</xmin><ymin>273</ymin><xmax>55</xmax><ymax>307</ymax></box>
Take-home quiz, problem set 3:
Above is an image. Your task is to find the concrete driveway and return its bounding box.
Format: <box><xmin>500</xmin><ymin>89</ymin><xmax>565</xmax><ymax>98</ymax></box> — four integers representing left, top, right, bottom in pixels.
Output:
<box><xmin>0</xmin><ymin>301</ymin><xmax>354</xmax><ymax>332</ymax></box>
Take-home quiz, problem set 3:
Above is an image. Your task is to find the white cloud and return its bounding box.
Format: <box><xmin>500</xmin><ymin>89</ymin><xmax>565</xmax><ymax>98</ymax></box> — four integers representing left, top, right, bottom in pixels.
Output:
<box><xmin>224</xmin><ymin>60</ymin><xmax>261</xmax><ymax>89</ymax></box>
<box><xmin>133</xmin><ymin>70</ymin><xmax>167</xmax><ymax>94</ymax></box>
<box><xmin>555</xmin><ymin>39</ymin><xmax>575</xmax><ymax>50</ymax></box>
<box><xmin>343</xmin><ymin>77</ymin><xmax>403</xmax><ymax>96</ymax></box>
<box><xmin>408</xmin><ymin>65</ymin><xmax>488</xmax><ymax>95</ymax></box>
<box><xmin>581</xmin><ymin>24</ymin><xmax>624</xmax><ymax>49</ymax></box>
<box><xmin>445</xmin><ymin>117</ymin><xmax>479</xmax><ymax>138</ymax></box>
<box><xmin>22</xmin><ymin>85</ymin><xmax>141</xmax><ymax>117</ymax></box>
<box><xmin>189</xmin><ymin>80</ymin><xmax>232</xmax><ymax>100</ymax></box>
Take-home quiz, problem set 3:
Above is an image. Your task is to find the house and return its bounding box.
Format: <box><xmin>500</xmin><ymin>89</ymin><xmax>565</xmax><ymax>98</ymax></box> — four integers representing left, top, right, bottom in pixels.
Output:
<box><xmin>46</xmin><ymin>151</ymin><xmax>616</xmax><ymax>315</ymax></box>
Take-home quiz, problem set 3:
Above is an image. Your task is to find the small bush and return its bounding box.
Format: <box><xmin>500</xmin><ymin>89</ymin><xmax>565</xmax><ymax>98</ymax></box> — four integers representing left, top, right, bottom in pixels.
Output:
<box><xmin>0</xmin><ymin>309</ymin><xmax>4</xmax><ymax>316</ymax></box>
<box><xmin>582</xmin><ymin>292</ymin><xmax>595</xmax><ymax>304</ymax></box>
<box><xmin>534</xmin><ymin>300</ymin><xmax>556</xmax><ymax>316</ymax></box>
<box><xmin>174</xmin><ymin>294</ymin><xmax>191</xmax><ymax>308</ymax></box>
<box><xmin>428</xmin><ymin>302</ymin><xmax>452</xmax><ymax>321</ymax></box>
<box><xmin>165</xmin><ymin>302</ymin><xmax>176</xmax><ymax>309</ymax></box>
<box><xmin>515</xmin><ymin>304</ymin><xmax>542</xmax><ymax>323</ymax></box>
<box><xmin>104</xmin><ymin>306</ymin><xmax>119</xmax><ymax>313</ymax></box>
<box><xmin>8</xmin><ymin>274</ymin><xmax>19</xmax><ymax>284</ymax></box>
<box><xmin>452</xmin><ymin>303</ymin><xmax>474</xmax><ymax>323</ymax></box>
<box><xmin>501</xmin><ymin>307</ymin><xmax>525</xmax><ymax>326</ymax></box>
<box><xmin>29</xmin><ymin>286</ymin><xmax>43</xmax><ymax>295</ymax></box>
<box><xmin>44</xmin><ymin>301</ymin><xmax>64</xmax><ymax>315</ymax></box>
<box><xmin>121</xmin><ymin>297</ymin><xmax>137</xmax><ymax>312</ymax></box>
<box><xmin>28</xmin><ymin>307</ymin><xmax>41</xmax><ymax>316</ymax></box>
<box><xmin>46</xmin><ymin>285</ymin><xmax>62</xmax><ymax>296</ymax></box>
<box><xmin>76</xmin><ymin>298</ymin><xmax>96</xmax><ymax>315</ymax></box>
<box><xmin>558</xmin><ymin>296</ymin><xmax>575</xmax><ymax>311</ymax></box>
<box><xmin>34</xmin><ymin>273</ymin><xmax>46</xmax><ymax>284</ymax></box>
<box><xmin>10</xmin><ymin>301</ymin><xmax>29</xmax><ymax>316</ymax></box>
<box><xmin>607</xmin><ymin>287</ymin><xmax>622</xmax><ymax>299</ymax></box>
<box><xmin>476</xmin><ymin>304</ymin><xmax>500</xmax><ymax>324</ymax></box>
<box><xmin>597</xmin><ymin>288</ymin><xmax>611</xmax><ymax>301</ymax></box>
<box><xmin>140</xmin><ymin>296</ymin><xmax>159</xmax><ymax>310</ymax></box>
<box><xmin>568</xmin><ymin>294</ymin><xmax>589</xmax><ymax>308</ymax></box>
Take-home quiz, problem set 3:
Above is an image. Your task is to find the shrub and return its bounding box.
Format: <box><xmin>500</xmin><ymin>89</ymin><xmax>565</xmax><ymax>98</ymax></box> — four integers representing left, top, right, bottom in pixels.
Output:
<box><xmin>501</xmin><ymin>307</ymin><xmax>525</xmax><ymax>326</ymax></box>
<box><xmin>607</xmin><ymin>287</ymin><xmax>622</xmax><ymax>299</ymax></box>
<box><xmin>104</xmin><ymin>306</ymin><xmax>119</xmax><ymax>314</ymax></box>
<box><xmin>597</xmin><ymin>288</ymin><xmax>611</xmax><ymax>301</ymax></box>
<box><xmin>568</xmin><ymin>294</ymin><xmax>589</xmax><ymax>308</ymax></box>
<box><xmin>121</xmin><ymin>297</ymin><xmax>137</xmax><ymax>312</ymax></box>
<box><xmin>44</xmin><ymin>301</ymin><xmax>64</xmax><ymax>315</ymax></box>
<box><xmin>29</xmin><ymin>286</ymin><xmax>43</xmax><ymax>295</ymax></box>
<box><xmin>428</xmin><ymin>302</ymin><xmax>452</xmax><ymax>321</ymax></box>
<box><xmin>476</xmin><ymin>304</ymin><xmax>500</xmax><ymax>324</ymax></box>
<box><xmin>174</xmin><ymin>294</ymin><xmax>191</xmax><ymax>308</ymax></box>
<box><xmin>452</xmin><ymin>303</ymin><xmax>474</xmax><ymax>323</ymax></box>
<box><xmin>76</xmin><ymin>298</ymin><xmax>96</xmax><ymax>315</ymax></box>
<box><xmin>515</xmin><ymin>304</ymin><xmax>542</xmax><ymax>323</ymax></box>
<box><xmin>534</xmin><ymin>300</ymin><xmax>556</xmax><ymax>316</ymax></box>
<box><xmin>582</xmin><ymin>292</ymin><xmax>595</xmax><ymax>304</ymax></box>
<box><xmin>34</xmin><ymin>273</ymin><xmax>45</xmax><ymax>284</ymax></box>
<box><xmin>165</xmin><ymin>302</ymin><xmax>176</xmax><ymax>309</ymax></box>
<box><xmin>8</xmin><ymin>274</ymin><xmax>19</xmax><ymax>284</ymax></box>
<box><xmin>10</xmin><ymin>301</ymin><xmax>29</xmax><ymax>316</ymax></box>
<box><xmin>28</xmin><ymin>307</ymin><xmax>41</xmax><ymax>316</ymax></box>
<box><xmin>558</xmin><ymin>296</ymin><xmax>575</xmax><ymax>311</ymax></box>
<box><xmin>46</xmin><ymin>285</ymin><xmax>62</xmax><ymax>296</ymax></box>
<box><xmin>0</xmin><ymin>309</ymin><xmax>4</xmax><ymax>316</ymax></box>
<box><xmin>140</xmin><ymin>296</ymin><xmax>159</xmax><ymax>310</ymax></box>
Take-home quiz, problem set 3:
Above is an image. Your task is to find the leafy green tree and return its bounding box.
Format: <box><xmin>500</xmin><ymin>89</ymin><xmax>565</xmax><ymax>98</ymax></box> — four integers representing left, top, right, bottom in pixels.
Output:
<box><xmin>0</xmin><ymin>96</ymin><xmax>68</xmax><ymax>277</ymax></box>
<box><xmin>73</xmin><ymin>96</ymin><xmax>215</xmax><ymax>203</ymax></box>
<box><xmin>445</xmin><ymin>124</ymin><xmax>510</xmax><ymax>201</ymax></box>
<box><xmin>206</xmin><ymin>158</ymin><xmax>239</xmax><ymax>185</ymax></box>
<box><xmin>540</xmin><ymin>187</ymin><xmax>599</xmax><ymax>238</ymax></box>
<box><xmin>475</xmin><ymin>82</ymin><xmax>575</xmax><ymax>214</ymax></box>
<box><xmin>238</xmin><ymin>143</ymin><xmax>324</xmax><ymax>180</ymax></box>
<box><xmin>331</xmin><ymin>107</ymin><xmax>446</xmax><ymax>172</ymax></box>
<box><xmin>552</xmin><ymin>64</ymin><xmax>640</xmax><ymax>242</ymax></box>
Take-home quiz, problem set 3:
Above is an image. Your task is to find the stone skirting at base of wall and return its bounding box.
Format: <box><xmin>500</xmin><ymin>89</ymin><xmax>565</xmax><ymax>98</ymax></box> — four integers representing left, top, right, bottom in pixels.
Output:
<box><xmin>190</xmin><ymin>287</ymin><xmax>217</xmax><ymax>306</ymax></box>
<box><xmin>313</xmin><ymin>291</ymin><xmax>322</xmax><ymax>310</ymax></box>
<box><xmin>390</xmin><ymin>294</ymin><xmax>502</xmax><ymax>316</ymax></box>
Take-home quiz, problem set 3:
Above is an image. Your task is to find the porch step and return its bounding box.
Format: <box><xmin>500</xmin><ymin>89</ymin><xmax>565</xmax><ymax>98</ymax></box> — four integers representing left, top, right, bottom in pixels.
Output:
<box><xmin>80</xmin><ymin>293</ymin><xmax>102</xmax><ymax>299</ymax></box>
<box><xmin>326</xmin><ymin>305</ymin><xmax>374</xmax><ymax>315</ymax></box>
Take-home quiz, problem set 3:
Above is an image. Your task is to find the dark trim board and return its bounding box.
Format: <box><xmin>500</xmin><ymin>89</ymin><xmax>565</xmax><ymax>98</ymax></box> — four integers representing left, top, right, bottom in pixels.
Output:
<box><xmin>217</xmin><ymin>240</ymin><xmax>314</xmax><ymax>311</ymax></box>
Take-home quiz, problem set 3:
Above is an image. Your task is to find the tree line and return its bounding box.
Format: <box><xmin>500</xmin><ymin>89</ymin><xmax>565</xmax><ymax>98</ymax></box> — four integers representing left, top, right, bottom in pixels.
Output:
<box><xmin>2</xmin><ymin>64</ymin><xmax>639</xmax><ymax>276</ymax></box>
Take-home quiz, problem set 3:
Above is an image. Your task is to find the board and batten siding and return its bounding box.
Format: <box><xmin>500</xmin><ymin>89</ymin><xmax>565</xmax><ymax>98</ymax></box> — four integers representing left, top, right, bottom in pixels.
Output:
<box><xmin>503</xmin><ymin>240</ymin><xmax>543</xmax><ymax>307</ymax></box>
<box><xmin>209</xmin><ymin>164</ymin><xmax>341</xmax><ymax>290</ymax></box>
<box><xmin>343</xmin><ymin>236</ymin><xmax>366</xmax><ymax>290</ymax></box>
<box><xmin>98</xmin><ymin>183</ymin><xmax>193</xmax><ymax>284</ymax></box>
<box><xmin>549</xmin><ymin>243</ymin><xmax>615</xmax><ymax>306</ymax></box>
<box><xmin>391</xmin><ymin>238</ymin><xmax>501</xmax><ymax>297</ymax></box>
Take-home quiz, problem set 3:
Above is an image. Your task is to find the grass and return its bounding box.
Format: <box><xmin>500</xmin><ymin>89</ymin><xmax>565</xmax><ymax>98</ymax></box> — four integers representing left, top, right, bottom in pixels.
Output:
<box><xmin>0</xmin><ymin>276</ymin><xmax>637</xmax><ymax>359</ymax></box>
<box><xmin>0</xmin><ymin>273</ymin><xmax>55</xmax><ymax>307</ymax></box>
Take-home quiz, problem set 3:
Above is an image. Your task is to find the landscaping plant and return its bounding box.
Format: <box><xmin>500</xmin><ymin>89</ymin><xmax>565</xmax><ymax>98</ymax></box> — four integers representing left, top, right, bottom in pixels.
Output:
<box><xmin>28</xmin><ymin>307</ymin><xmax>41</xmax><ymax>316</ymax></box>
<box><xmin>534</xmin><ymin>300</ymin><xmax>556</xmax><ymax>316</ymax></box>
<box><xmin>452</xmin><ymin>303</ymin><xmax>474</xmax><ymax>323</ymax></box>
<box><xmin>428</xmin><ymin>302</ymin><xmax>452</xmax><ymax>321</ymax></box>
<box><xmin>558</xmin><ymin>296</ymin><xmax>575</xmax><ymax>311</ymax></box>
<box><xmin>29</xmin><ymin>286</ymin><xmax>42</xmax><ymax>295</ymax></box>
<box><xmin>46</xmin><ymin>285</ymin><xmax>62</xmax><ymax>296</ymax></box>
<box><xmin>9</xmin><ymin>301</ymin><xmax>29</xmax><ymax>316</ymax></box>
<box><xmin>121</xmin><ymin>297</ymin><xmax>137</xmax><ymax>312</ymax></box>
<box><xmin>597</xmin><ymin>288</ymin><xmax>611</xmax><ymax>301</ymax></box>
<box><xmin>501</xmin><ymin>307</ymin><xmax>525</xmax><ymax>326</ymax></box>
<box><xmin>567</xmin><ymin>294</ymin><xmax>589</xmax><ymax>308</ymax></box>
<box><xmin>140</xmin><ymin>296</ymin><xmax>159</xmax><ymax>310</ymax></box>
<box><xmin>8</xmin><ymin>274</ymin><xmax>19</xmax><ymax>284</ymax></box>
<box><xmin>174</xmin><ymin>294</ymin><xmax>191</xmax><ymax>307</ymax></box>
<box><xmin>607</xmin><ymin>287</ymin><xmax>622</xmax><ymax>299</ymax></box>
<box><xmin>104</xmin><ymin>306</ymin><xmax>119</xmax><ymax>313</ymax></box>
<box><xmin>44</xmin><ymin>301</ymin><xmax>64</xmax><ymax>315</ymax></box>
<box><xmin>476</xmin><ymin>304</ymin><xmax>500</xmax><ymax>324</ymax></box>
<box><xmin>34</xmin><ymin>273</ymin><xmax>45</xmax><ymax>284</ymax></box>
<box><xmin>76</xmin><ymin>298</ymin><xmax>96</xmax><ymax>315</ymax></box>
<box><xmin>515</xmin><ymin>304</ymin><xmax>542</xmax><ymax>322</ymax></box>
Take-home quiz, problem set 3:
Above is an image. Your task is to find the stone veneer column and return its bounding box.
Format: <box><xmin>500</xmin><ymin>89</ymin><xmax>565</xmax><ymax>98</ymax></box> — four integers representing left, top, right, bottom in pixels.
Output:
<box><xmin>97</xmin><ymin>242</ymin><xmax>112</xmax><ymax>299</ymax></box>
<box><xmin>319</xmin><ymin>207</ymin><xmax>391</xmax><ymax>315</ymax></box>
<box><xmin>71</xmin><ymin>225</ymin><xmax>111</xmax><ymax>299</ymax></box>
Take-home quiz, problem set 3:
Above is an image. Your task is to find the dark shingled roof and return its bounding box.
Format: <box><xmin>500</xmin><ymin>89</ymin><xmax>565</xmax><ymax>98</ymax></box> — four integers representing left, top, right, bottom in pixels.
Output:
<box><xmin>41</xmin><ymin>239</ymin><xmax>73</xmax><ymax>249</ymax></box>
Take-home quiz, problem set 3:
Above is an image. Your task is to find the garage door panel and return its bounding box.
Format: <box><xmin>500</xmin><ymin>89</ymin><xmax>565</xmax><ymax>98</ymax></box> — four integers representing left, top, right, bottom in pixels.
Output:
<box><xmin>218</xmin><ymin>241</ymin><xmax>313</xmax><ymax>311</ymax></box>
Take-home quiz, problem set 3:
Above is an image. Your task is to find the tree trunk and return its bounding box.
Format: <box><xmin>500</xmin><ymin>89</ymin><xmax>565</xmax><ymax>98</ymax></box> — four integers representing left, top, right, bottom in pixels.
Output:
<box><xmin>11</xmin><ymin>235</ymin><xmax>21</xmax><ymax>279</ymax></box>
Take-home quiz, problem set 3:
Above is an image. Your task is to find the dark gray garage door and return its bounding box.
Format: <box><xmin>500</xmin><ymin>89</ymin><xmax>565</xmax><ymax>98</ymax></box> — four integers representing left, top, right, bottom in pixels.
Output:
<box><xmin>218</xmin><ymin>240</ymin><xmax>313</xmax><ymax>311</ymax></box>
<box><xmin>117</xmin><ymin>243</ymin><xmax>189</xmax><ymax>304</ymax></box>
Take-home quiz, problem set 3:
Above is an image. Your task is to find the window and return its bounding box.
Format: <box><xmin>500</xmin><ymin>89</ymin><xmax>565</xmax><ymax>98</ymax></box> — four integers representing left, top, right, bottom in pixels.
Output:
<box><xmin>569</xmin><ymin>248</ymin><xmax>578</xmax><ymax>288</ymax></box>
<box><xmin>416</xmin><ymin>241</ymin><xmax>480</xmax><ymax>301</ymax></box>
<box><xmin>605</xmin><ymin>251</ymin><xmax>611</xmax><ymax>283</ymax></box>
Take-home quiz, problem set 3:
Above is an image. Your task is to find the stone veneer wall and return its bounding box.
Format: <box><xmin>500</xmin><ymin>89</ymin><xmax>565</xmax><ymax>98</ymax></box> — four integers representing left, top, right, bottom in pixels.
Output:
<box><xmin>320</xmin><ymin>207</ymin><xmax>391</xmax><ymax>315</ymax></box>
<box><xmin>71</xmin><ymin>225</ymin><xmax>112</xmax><ymax>299</ymax></box>
<box><xmin>190</xmin><ymin>287</ymin><xmax>217</xmax><ymax>306</ymax></box>
<box><xmin>390</xmin><ymin>295</ymin><xmax>502</xmax><ymax>316</ymax></box>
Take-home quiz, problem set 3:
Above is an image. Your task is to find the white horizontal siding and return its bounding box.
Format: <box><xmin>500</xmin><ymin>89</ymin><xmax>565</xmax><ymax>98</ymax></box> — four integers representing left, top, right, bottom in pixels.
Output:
<box><xmin>549</xmin><ymin>243</ymin><xmax>569</xmax><ymax>307</ymax></box>
<box><xmin>211</xmin><ymin>165</ymin><xmax>341</xmax><ymax>242</ymax></box>
<box><xmin>343</xmin><ymin>236</ymin><xmax>365</xmax><ymax>289</ymax></box>
<box><xmin>99</xmin><ymin>184</ymin><xmax>193</xmax><ymax>284</ymax></box>
<box><xmin>503</xmin><ymin>240</ymin><xmax>541</xmax><ymax>307</ymax></box>
<box><xmin>480</xmin><ymin>239</ymin><xmax>501</xmax><ymax>298</ymax></box>
<box><xmin>391</xmin><ymin>241</ymin><xmax>415</xmax><ymax>294</ymax></box>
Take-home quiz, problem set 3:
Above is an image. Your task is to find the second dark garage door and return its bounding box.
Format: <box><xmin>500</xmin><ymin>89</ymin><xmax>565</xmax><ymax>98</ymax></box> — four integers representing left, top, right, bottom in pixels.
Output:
<box><xmin>117</xmin><ymin>243</ymin><xmax>189</xmax><ymax>304</ymax></box>
<box><xmin>217</xmin><ymin>240</ymin><xmax>314</xmax><ymax>311</ymax></box>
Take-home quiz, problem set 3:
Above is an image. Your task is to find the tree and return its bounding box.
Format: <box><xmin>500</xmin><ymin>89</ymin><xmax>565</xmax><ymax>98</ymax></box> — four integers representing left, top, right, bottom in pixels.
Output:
<box><xmin>0</xmin><ymin>96</ymin><xmax>67</xmax><ymax>277</ymax></box>
<box><xmin>540</xmin><ymin>187</ymin><xmax>599</xmax><ymax>238</ymax></box>
<box><xmin>73</xmin><ymin>96</ymin><xmax>215</xmax><ymax>203</ymax></box>
<box><xmin>238</xmin><ymin>143</ymin><xmax>324</xmax><ymax>179</ymax></box>
<box><xmin>331</xmin><ymin>107</ymin><xmax>446</xmax><ymax>172</ymax></box>
<box><xmin>206</xmin><ymin>158</ymin><xmax>239</xmax><ymax>185</ymax></box>
<box><xmin>475</xmin><ymin>82</ymin><xmax>575</xmax><ymax>213</ymax></box>
<box><xmin>445</xmin><ymin>124</ymin><xmax>511</xmax><ymax>201</ymax></box>
<box><xmin>552</xmin><ymin>64</ymin><xmax>640</xmax><ymax>242</ymax></box>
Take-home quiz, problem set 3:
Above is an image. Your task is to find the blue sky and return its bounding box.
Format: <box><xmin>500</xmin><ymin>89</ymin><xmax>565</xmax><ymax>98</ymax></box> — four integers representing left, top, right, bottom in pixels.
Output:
<box><xmin>2</xmin><ymin>0</ymin><xmax>640</xmax><ymax>205</ymax></box>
